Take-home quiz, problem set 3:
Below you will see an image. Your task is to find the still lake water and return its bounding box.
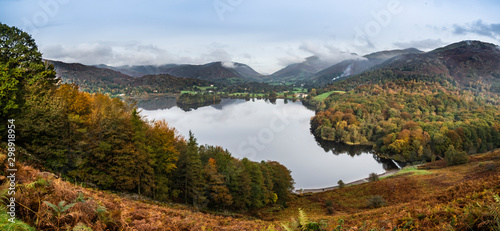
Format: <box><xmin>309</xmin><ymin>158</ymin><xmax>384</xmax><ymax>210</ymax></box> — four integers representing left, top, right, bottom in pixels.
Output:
<box><xmin>139</xmin><ymin>98</ymin><xmax>396</xmax><ymax>190</ymax></box>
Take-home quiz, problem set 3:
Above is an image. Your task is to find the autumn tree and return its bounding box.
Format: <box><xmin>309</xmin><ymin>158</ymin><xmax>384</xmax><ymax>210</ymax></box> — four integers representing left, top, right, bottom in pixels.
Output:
<box><xmin>204</xmin><ymin>158</ymin><xmax>233</xmax><ymax>209</ymax></box>
<box><xmin>267</xmin><ymin>161</ymin><xmax>294</xmax><ymax>206</ymax></box>
<box><xmin>0</xmin><ymin>23</ymin><xmax>58</xmax><ymax>135</ymax></box>
<box><xmin>147</xmin><ymin>120</ymin><xmax>182</xmax><ymax>201</ymax></box>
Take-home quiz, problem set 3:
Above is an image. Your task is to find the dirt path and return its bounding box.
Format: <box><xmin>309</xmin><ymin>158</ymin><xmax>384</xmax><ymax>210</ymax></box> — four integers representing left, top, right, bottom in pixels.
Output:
<box><xmin>298</xmin><ymin>169</ymin><xmax>400</xmax><ymax>194</ymax></box>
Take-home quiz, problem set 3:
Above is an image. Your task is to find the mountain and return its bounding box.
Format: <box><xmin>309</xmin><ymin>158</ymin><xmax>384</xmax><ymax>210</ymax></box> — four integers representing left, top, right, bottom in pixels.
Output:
<box><xmin>372</xmin><ymin>40</ymin><xmax>500</xmax><ymax>93</ymax></box>
<box><xmin>94</xmin><ymin>64</ymin><xmax>178</xmax><ymax>77</ymax></box>
<box><xmin>129</xmin><ymin>74</ymin><xmax>215</xmax><ymax>93</ymax></box>
<box><xmin>162</xmin><ymin>62</ymin><xmax>262</xmax><ymax>83</ymax></box>
<box><xmin>268</xmin><ymin>56</ymin><xmax>333</xmax><ymax>82</ymax></box>
<box><xmin>48</xmin><ymin>60</ymin><xmax>134</xmax><ymax>91</ymax></box>
<box><xmin>312</xmin><ymin>48</ymin><xmax>423</xmax><ymax>85</ymax></box>
<box><xmin>48</xmin><ymin>60</ymin><xmax>218</xmax><ymax>93</ymax></box>
<box><xmin>97</xmin><ymin>61</ymin><xmax>264</xmax><ymax>83</ymax></box>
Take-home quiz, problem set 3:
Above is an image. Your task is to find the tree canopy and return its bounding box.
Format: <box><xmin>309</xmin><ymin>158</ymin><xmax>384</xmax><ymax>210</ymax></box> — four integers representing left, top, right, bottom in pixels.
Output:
<box><xmin>0</xmin><ymin>23</ymin><xmax>58</xmax><ymax>133</ymax></box>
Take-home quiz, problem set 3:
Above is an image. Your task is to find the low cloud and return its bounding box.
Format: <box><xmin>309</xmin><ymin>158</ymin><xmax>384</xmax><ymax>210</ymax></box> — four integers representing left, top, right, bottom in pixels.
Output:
<box><xmin>203</xmin><ymin>44</ymin><xmax>233</xmax><ymax>63</ymax></box>
<box><xmin>393</xmin><ymin>39</ymin><xmax>446</xmax><ymax>50</ymax></box>
<box><xmin>453</xmin><ymin>20</ymin><xmax>500</xmax><ymax>39</ymax></box>
<box><xmin>221</xmin><ymin>61</ymin><xmax>236</xmax><ymax>68</ymax></box>
<box><xmin>43</xmin><ymin>43</ymin><xmax>114</xmax><ymax>64</ymax></box>
<box><xmin>277</xmin><ymin>55</ymin><xmax>306</xmax><ymax>67</ymax></box>
<box><xmin>299</xmin><ymin>42</ymin><xmax>365</xmax><ymax>64</ymax></box>
<box><xmin>41</xmin><ymin>41</ymin><xmax>236</xmax><ymax>66</ymax></box>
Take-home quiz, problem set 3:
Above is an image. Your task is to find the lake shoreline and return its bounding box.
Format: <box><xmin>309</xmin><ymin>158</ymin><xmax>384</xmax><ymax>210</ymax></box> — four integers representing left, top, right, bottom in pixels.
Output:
<box><xmin>297</xmin><ymin>169</ymin><xmax>400</xmax><ymax>194</ymax></box>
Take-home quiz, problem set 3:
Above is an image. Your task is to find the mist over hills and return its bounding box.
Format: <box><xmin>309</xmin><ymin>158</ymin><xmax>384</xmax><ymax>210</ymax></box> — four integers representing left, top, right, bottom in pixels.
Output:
<box><xmin>96</xmin><ymin>61</ymin><xmax>264</xmax><ymax>83</ymax></box>
<box><xmin>361</xmin><ymin>40</ymin><xmax>500</xmax><ymax>93</ymax></box>
<box><xmin>265</xmin><ymin>56</ymin><xmax>333</xmax><ymax>82</ymax></box>
<box><xmin>48</xmin><ymin>40</ymin><xmax>500</xmax><ymax>95</ymax></box>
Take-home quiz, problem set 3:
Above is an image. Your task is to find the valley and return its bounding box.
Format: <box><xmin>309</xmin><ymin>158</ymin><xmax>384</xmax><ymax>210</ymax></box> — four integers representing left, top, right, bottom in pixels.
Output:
<box><xmin>1</xmin><ymin>20</ymin><xmax>500</xmax><ymax>230</ymax></box>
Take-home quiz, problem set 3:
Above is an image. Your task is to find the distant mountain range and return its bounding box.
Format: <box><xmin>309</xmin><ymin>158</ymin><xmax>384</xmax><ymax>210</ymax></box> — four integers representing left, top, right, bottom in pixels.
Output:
<box><xmin>48</xmin><ymin>60</ymin><xmax>216</xmax><ymax>93</ymax></box>
<box><xmin>95</xmin><ymin>61</ymin><xmax>264</xmax><ymax>83</ymax></box>
<box><xmin>48</xmin><ymin>40</ymin><xmax>500</xmax><ymax>94</ymax></box>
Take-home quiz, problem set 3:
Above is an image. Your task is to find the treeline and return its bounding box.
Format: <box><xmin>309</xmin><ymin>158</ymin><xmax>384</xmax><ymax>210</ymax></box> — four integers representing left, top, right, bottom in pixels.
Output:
<box><xmin>16</xmin><ymin>84</ymin><xmax>293</xmax><ymax>210</ymax></box>
<box><xmin>310</xmin><ymin>79</ymin><xmax>500</xmax><ymax>162</ymax></box>
<box><xmin>126</xmin><ymin>74</ymin><xmax>217</xmax><ymax>95</ymax></box>
<box><xmin>177</xmin><ymin>93</ymin><xmax>222</xmax><ymax>107</ymax></box>
<box><xmin>1</xmin><ymin>23</ymin><xmax>294</xmax><ymax>212</ymax></box>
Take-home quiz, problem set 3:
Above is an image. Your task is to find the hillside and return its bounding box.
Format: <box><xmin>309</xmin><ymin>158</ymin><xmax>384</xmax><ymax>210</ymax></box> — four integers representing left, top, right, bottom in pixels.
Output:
<box><xmin>48</xmin><ymin>60</ymin><xmax>134</xmax><ymax>92</ymax></box>
<box><xmin>308</xmin><ymin>40</ymin><xmax>500</xmax><ymax>164</ymax></box>
<box><xmin>161</xmin><ymin>62</ymin><xmax>258</xmax><ymax>83</ymax></box>
<box><xmin>99</xmin><ymin>61</ymin><xmax>264</xmax><ymax>83</ymax></box>
<box><xmin>0</xmin><ymin>150</ymin><xmax>273</xmax><ymax>230</ymax></box>
<box><xmin>268</xmin><ymin>56</ymin><xmax>333</xmax><ymax>83</ymax></box>
<box><xmin>48</xmin><ymin>60</ymin><xmax>222</xmax><ymax>94</ymax></box>
<box><xmin>259</xmin><ymin>149</ymin><xmax>500</xmax><ymax>230</ymax></box>
<box><xmin>95</xmin><ymin>64</ymin><xmax>179</xmax><ymax>77</ymax></box>
<box><xmin>129</xmin><ymin>74</ymin><xmax>216</xmax><ymax>94</ymax></box>
<box><xmin>2</xmin><ymin>148</ymin><xmax>499</xmax><ymax>230</ymax></box>
<box><xmin>312</xmin><ymin>48</ymin><xmax>423</xmax><ymax>85</ymax></box>
<box><xmin>372</xmin><ymin>40</ymin><xmax>500</xmax><ymax>93</ymax></box>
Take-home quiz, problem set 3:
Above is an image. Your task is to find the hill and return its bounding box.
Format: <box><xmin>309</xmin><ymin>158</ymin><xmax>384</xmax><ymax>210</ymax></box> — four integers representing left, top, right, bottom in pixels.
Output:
<box><xmin>268</xmin><ymin>56</ymin><xmax>333</xmax><ymax>83</ymax></box>
<box><xmin>48</xmin><ymin>60</ymin><xmax>134</xmax><ymax>92</ymax></box>
<box><xmin>129</xmin><ymin>74</ymin><xmax>216</xmax><ymax>94</ymax></box>
<box><xmin>308</xmin><ymin>40</ymin><xmax>500</xmax><ymax>163</ymax></box>
<box><xmin>2</xmin><ymin>147</ymin><xmax>499</xmax><ymax>230</ymax></box>
<box><xmin>48</xmin><ymin>60</ymin><xmax>221</xmax><ymax>94</ymax></box>
<box><xmin>95</xmin><ymin>64</ymin><xmax>179</xmax><ymax>77</ymax></box>
<box><xmin>312</xmin><ymin>48</ymin><xmax>423</xmax><ymax>85</ymax></box>
<box><xmin>98</xmin><ymin>61</ymin><xmax>264</xmax><ymax>83</ymax></box>
<box><xmin>370</xmin><ymin>40</ymin><xmax>500</xmax><ymax>93</ymax></box>
<box><xmin>0</xmin><ymin>151</ymin><xmax>273</xmax><ymax>230</ymax></box>
<box><xmin>158</xmin><ymin>61</ymin><xmax>261</xmax><ymax>83</ymax></box>
<box><xmin>259</xmin><ymin>149</ymin><xmax>500</xmax><ymax>230</ymax></box>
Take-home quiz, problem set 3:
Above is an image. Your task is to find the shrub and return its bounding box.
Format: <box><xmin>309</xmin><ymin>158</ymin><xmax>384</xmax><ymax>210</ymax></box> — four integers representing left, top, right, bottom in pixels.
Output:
<box><xmin>367</xmin><ymin>195</ymin><xmax>387</xmax><ymax>208</ymax></box>
<box><xmin>445</xmin><ymin>145</ymin><xmax>469</xmax><ymax>166</ymax></box>
<box><xmin>368</xmin><ymin>173</ymin><xmax>379</xmax><ymax>182</ymax></box>
<box><xmin>337</xmin><ymin>180</ymin><xmax>345</xmax><ymax>188</ymax></box>
<box><xmin>485</xmin><ymin>163</ymin><xmax>497</xmax><ymax>172</ymax></box>
<box><xmin>281</xmin><ymin>208</ymin><xmax>325</xmax><ymax>230</ymax></box>
<box><xmin>325</xmin><ymin>200</ymin><xmax>334</xmax><ymax>215</ymax></box>
<box><xmin>73</xmin><ymin>223</ymin><xmax>93</xmax><ymax>231</ymax></box>
<box><xmin>325</xmin><ymin>200</ymin><xmax>333</xmax><ymax>207</ymax></box>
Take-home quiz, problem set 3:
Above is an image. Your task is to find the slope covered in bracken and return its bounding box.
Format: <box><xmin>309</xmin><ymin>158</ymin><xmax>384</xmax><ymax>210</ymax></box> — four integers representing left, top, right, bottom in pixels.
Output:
<box><xmin>259</xmin><ymin>149</ymin><xmax>500</xmax><ymax>230</ymax></box>
<box><xmin>0</xmin><ymin>148</ymin><xmax>274</xmax><ymax>230</ymax></box>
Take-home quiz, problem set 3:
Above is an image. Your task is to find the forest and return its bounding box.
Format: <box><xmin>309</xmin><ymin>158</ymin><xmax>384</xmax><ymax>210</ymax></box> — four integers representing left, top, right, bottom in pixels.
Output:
<box><xmin>0</xmin><ymin>23</ymin><xmax>294</xmax><ymax>213</ymax></box>
<box><xmin>309</xmin><ymin>70</ymin><xmax>500</xmax><ymax>162</ymax></box>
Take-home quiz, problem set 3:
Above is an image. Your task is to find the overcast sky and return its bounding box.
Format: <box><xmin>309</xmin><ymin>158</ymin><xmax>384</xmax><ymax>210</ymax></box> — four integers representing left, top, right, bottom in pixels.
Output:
<box><xmin>1</xmin><ymin>0</ymin><xmax>500</xmax><ymax>74</ymax></box>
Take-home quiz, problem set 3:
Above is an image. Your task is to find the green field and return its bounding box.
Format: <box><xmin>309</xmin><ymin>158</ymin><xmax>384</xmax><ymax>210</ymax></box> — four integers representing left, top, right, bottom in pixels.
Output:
<box><xmin>181</xmin><ymin>86</ymin><xmax>217</xmax><ymax>94</ymax></box>
<box><xmin>313</xmin><ymin>90</ymin><xmax>345</xmax><ymax>101</ymax></box>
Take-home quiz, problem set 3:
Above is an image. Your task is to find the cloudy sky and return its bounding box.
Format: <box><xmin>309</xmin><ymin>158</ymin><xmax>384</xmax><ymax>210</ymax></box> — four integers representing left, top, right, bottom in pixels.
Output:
<box><xmin>1</xmin><ymin>0</ymin><xmax>500</xmax><ymax>74</ymax></box>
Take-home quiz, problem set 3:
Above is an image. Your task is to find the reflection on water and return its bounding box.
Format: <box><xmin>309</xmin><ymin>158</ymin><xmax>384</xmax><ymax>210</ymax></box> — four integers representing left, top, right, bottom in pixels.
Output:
<box><xmin>140</xmin><ymin>98</ymin><xmax>396</xmax><ymax>189</ymax></box>
<box><xmin>315</xmin><ymin>137</ymin><xmax>398</xmax><ymax>170</ymax></box>
<box><xmin>136</xmin><ymin>96</ymin><xmax>177</xmax><ymax>110</ymax></box>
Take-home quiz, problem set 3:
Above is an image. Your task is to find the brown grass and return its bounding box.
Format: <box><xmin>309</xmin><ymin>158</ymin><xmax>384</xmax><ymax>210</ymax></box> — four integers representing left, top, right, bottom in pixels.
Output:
<box><xmin>0</xmin><ymin>152</ymin><xmax>275</xmax><ymax>230</ymax></box>
<box><xmin>258</xmin><ymin>149</ymin><xmax>500</xmax><ymax>230</ymax></box>
<box><xmin>2</xmin><ymin>148</ymin><xmax>500</xmax><ymax>230</ymax></box>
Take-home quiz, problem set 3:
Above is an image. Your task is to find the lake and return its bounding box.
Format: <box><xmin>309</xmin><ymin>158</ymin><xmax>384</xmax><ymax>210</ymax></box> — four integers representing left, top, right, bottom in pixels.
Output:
<box><xmin>139</xmin><ymin>97</ymin><xmax>397</xmax><ymax>190</ymax></box>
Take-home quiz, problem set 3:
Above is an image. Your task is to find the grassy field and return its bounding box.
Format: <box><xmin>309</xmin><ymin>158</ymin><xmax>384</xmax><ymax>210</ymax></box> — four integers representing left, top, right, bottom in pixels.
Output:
<box><xmin>181</xmin><ymin>85</ymin><xmax>216</xmax><ymax>94</ymax></box>
<box><xmin>313</xmin><ymin>91</ymin><xmax>345</xmax><ymax>101</ymax></box>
